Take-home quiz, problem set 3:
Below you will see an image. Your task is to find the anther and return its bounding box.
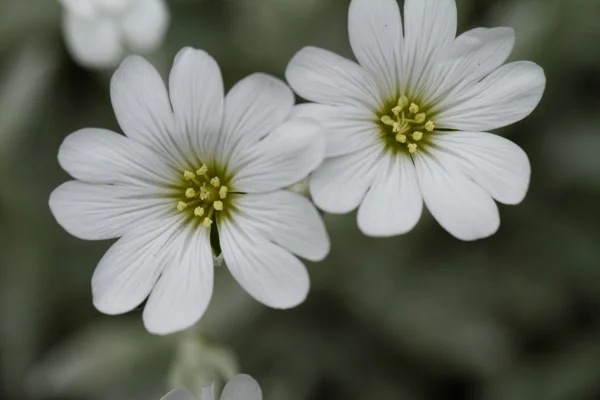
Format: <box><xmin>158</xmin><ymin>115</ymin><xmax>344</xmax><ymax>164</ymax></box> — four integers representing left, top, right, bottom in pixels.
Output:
<box><xmin>425</xmin><ymin>121</ymin><xmax>435</xmax><ymax>132</ymax></box>
<box><xmin>407</xmin><ymin>143</ymin><xmax>418</xmax><ymax>154</ymax></box>
<box><xmin>412</xmin><ymin>131</ymin><xmax>423</xmax><ymax>141</ymax></box>
<box><xmin>176</xmin><ymin>201</ymin><xmax>188</xmax><ymax>211</ymax></box>
<box><xmin>196</xmin><ymin>164</ymin><xmax>208</xmax><ymax>175</ymax></box>
<box><xmin>183</xmin><ymin>171</ymin><xmax>196</xmax><ymax>180</ymax></box>
<box><xmin>409</xmin><ymin>103</ymin><xmax>419</xmax><ymax>114</ymax></box>
<box><xmin>398</xmin><ymin>95</ymin><xmax>409</xmax><ymax>108</ymax></box>
<box><xmin>391</xmin><ymin>106</ymin><xmax>403</xmax><ymax>115</ymax></box>
<box><xmin>395</xmin><ymin>133</ymin><xmax>407</xmax><ymax>143</ymax></box>
<box><xmin>194</xmin><ymin>206</ymin><xmax>205</xmax><ymax>217</ymax></box>
<box><xmin>202</xmin><ymin>218</ymin><xmax>213</xmax><ymax>228</ymax></box>
<box><xmin>381</xmin><ymin>115</ymin><xmax>395</xmax><ymax>126</ymax></box>
<box><xmin>185</xmin><ymin>188</ymin><xmax>196</xmax><ymax>198</ymax></box>
<box><xmin>415</xmin><ymin>113</ymin><xmax>426</xmax><ymax>123</ymax></box>
<box><xmin>219</xmin><ymin>186</ymin><xmax>228</xmax><ymax>199</ymax></box>
<box><xmin>213</xmin><ymin>201</ymin><xmax>224</xmax><ymax>211</ymax></box>
<box><xmin>210</xmin><ymin>177</ymin><xmax>221</xmax><ymax>188</ymax></box>
<box><xmin>392</xmin><ymin>122</ymin><xmax>402</xmax><ymax>133</ymax></box>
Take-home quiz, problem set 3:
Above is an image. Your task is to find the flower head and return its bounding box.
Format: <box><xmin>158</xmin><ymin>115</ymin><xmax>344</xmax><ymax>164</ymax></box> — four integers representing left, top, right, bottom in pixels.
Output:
<box><xmin>286</xmin><ymin>0</ymin><xmax>546</xmax><ymax>241</ymax></box>
<box><xmin>49</xmin><ymin>48</ymin><xmax>329</xmax><ymax>334</ymax></box>
<box><xmin>59</xmin><ymin>0</ymin><xmax>170</xmax><ymax>69</ymax></box>
<box><xmin>161</xmin><ymin>374</ymin><xmax>262</xmax><ymax>400</ymax></box>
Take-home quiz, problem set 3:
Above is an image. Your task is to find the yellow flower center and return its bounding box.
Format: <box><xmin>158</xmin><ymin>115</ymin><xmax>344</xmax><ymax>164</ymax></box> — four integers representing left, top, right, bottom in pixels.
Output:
<box><xmin>379</xmin><ymin>95</ymin><xmax>436</xmax><ymax>154</ymax></box>
<box><xmin>175</xmin><ymin>164</ymin><xmax>229</xmax><ymax>228</ymax></box>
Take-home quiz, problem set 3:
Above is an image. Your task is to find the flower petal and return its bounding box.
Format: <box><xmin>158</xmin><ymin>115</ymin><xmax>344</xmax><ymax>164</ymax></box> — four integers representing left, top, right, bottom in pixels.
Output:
<box><xmin>286</xmin><ymin>46</ymin><xmax>382</xmax><ymax>110</ymax></box>
<box><xmin>233</xmin><ymin>190</ymin><xmax>330</xmax><ymax>262</ymax></box>
<box><xmin>121</xmin><ymin>0</ymin><xmax>169</xmax><ymax>53</ymax></box>
<box><xmin>357</xmin><ymin>154</ymin><xmax>422</xmax><ymax>237</ymax></box>
<box><xmin>231</xmin><ymin>118</ymin><xmax>325</xmax><ymax>193</ymax></box>
<box><xmin>110</xmin><ymin>55</ymin><xmax>181</xmax><ymax>163</ymax></box>
<box><xmin>414</xmin><ymin>149</ymin><xmax>500</xmax><ymax>241</ymax></box>
<box><xmin>49</xmin><ymin>181</ymin><xmax>170</xmax><ymax>240</ymax></box>
<box><xmin>309</xmin><ymin>145</ymin><xmax>381</xmax><ymax>214</ymax></box>
<box><xmin>291</xmin><ymin>103</ymin><xmax>379</xmax><ymax>157</ymax></box>
<box><xmin>220</xmin><ymin>73</ymin><xmax>294</xmax><ymax>166</ymax></box>
<box><xmin>58</xmin><ymin>128</ymin><xmax>175</xmax><ymax>186</ymax></box>
<box><xmin>348</xmin><ymin>0</ymin><xmax>403</xmax><ymax>99</ymax></box>
<box><xmin>431</xmin><ymin>131</ymin><xmax>530</xmax><ymax>205</ymax></box>
<box><xmin>219</xmin><ymin>219</ymin><xmax>309</xmax><ymax>309</ymax></box>
<box><xmin>435</xmin><ymin>61</ymin><xmax>546</xmax><ymax>131</ymax></box>
<box><xmin>143</xmin><ymin>226</ymin><xmax>214</xmax><ymax>335</ymax></box>
<box><xmin>220</xmin><ymin>374</ymin><xmax>262</xmax><ymax>400</ymax></box>
<box><xmin>169</xmin><ymin>48</ymin><xmax>224</xmax><ymax>164</ymax></box>
<box><xmin>62</xmin><ymin>12</ymin><xmax>123</xmax><ymax>69</ymax></box>
<box><xmin>91</xmin><ymin>214</ymin><xmax>183</xmax><ymax>315</ymax></box>
<box><xmin>201</xmin><ymin>383</ymin><xmax>215</xmax><ymax>400</ymax></box>
<box><xmin>402</xmin><ymin>0</ymin><xmax>457</xmax><ymax>94</ymax></box>
<box><xmin>160</xmin><ymin>389</ymin><xmax>196</xmax><ymax>400</ymax></box>
<box><xmin>428</xmin><ymin>27</ymin><xmax>515</xmax><ymax>102</ymax></box>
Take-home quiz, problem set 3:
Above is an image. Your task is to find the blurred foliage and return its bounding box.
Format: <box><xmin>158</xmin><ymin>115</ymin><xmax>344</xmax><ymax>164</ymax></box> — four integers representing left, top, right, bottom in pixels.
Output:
<box><xmin>1</xmin><ymin>0</ymin><xmax>600</xmax><ymax>399</ymax></box>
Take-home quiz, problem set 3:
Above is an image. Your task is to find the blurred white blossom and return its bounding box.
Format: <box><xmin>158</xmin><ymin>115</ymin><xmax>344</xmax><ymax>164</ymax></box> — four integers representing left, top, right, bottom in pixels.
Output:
<box><xmin>162</xmin><ymin>375</ymin><xmax>262</xmax><ymax>400</ymax></box>
<box><xmin>287</xmin><ymin>0</ymin><xmax>546</xmax><ymax>241</ymax></box>
<box><xmin>58</xmin><ymin>0</ymin><xmax>169</xmax><ymax>69</ymax></box>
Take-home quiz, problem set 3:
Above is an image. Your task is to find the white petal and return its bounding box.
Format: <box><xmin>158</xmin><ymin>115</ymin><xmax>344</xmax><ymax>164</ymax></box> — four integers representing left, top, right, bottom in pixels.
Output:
<box><xmin>220</xmin><ymin>374</ymin><xmax>262</xmax><ymax>400</ymax></box>
<box><xmin>428</xmin><ymin>27</ymin><xmax>515</xmax><ymax>102</ymax></box>
<box><xmin>59</xmin><ymin>0</ymin><xmax>96</xmax><ymax>18</ymax></box>
<box><xmin>402</xmin><ymin>0</ymin><xmax>457</xmax><ymax>95</ymax></box>
<box><xmin>357</xmin><ymin>154</ymin><xmax>422</xmax><ymax>237</ymax></box>
<box><xmin>201</xmin><ymin>383</ymin><xmax>215</xmax><ymax>400</ymax></box>
<box><xmin>121</xmin><ymin>0</ymin><xmax>169</xmax><ymax>53</ymax></box>
<box><xmin>435</xmin><ymin>61</ymin><xmax>546</xmax><ymax>132</ymax></box>
<box><xmin>348</xmin><ymin>0</ymin><xmax>403</xmax><ymax>99</ymax></box>
<box><xmin>220</xmin><ymin>73</ymin><xmax>294</xmax><ymax>166</ymax></box>
<box><xmin>160</xmin><ymin>389</ymin><xmax>196</xmax><ymax>400</ymax></box>
<box><xmin>110</xmin><ymin>56</ymin><xmax>182</xmax><ymax>163</ymax></box>
<box><xmin>431</xmin><ymin>131</ymin><xmax>530</xmax><ymax>205</ymax></box>
<box><xmin>143</xmin><ymin>226</ymin><xmax>214</xmax><ymax>335</ymax></box>
<box><xmin>414</xmin><ymin>150</ymin><xmax>500</xmax><ymax>241</ymax></box>
<box><xmin>309</xmin><ymin>145</ymin><xmax>381</xmax><ymax>214</ymax></box>
<box><xmin>58</xmin><ymin>128</ymin><xmax>175</xmax><ymax>186</ymax></box>
<box><xmin>233</xmin><ymin>190</ymin><xmax>330</xmax><ymax>262</ymax></box>
<box><xmin>49</xmin><ymin>181</ymin><xmax>170</xmax><ymax>240</ymax></box>
<box><xmin>62</xmin><ymin>12</ymin><xmax>123</xmax><ymax>69</ymax></box>
<box><xmin>232</xmin><ymin>118</ymin><xmax>325</xmax><ymax>193</ymax></box>
<box><xmin>91</xmin><ymin>214</ymin><xmax>183</xmax><ymax>315</ymax></box>
<box><xmin>286</xmin><ymin>46</ymin><xmax>382</xmax><ymax>110</ymax></box>
<box><xmin>169</xmin><ymin>48</ymin><xmax>224</xmax><ymax>164</ymax></box>
<box><xmin>219</xmin><ymin>219</ymin><xmax>309</xmax><ymax>309</ymax></box>
<box><xmin>291</xmin><ymin>103</ymin><xmax>379</xmax><ymax>157</ymax></box>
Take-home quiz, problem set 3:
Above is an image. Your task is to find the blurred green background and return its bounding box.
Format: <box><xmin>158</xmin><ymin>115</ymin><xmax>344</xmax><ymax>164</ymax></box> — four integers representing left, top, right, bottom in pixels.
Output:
<box><xmin>1</xmin><ymin>0</ymin><xmax>600</xmax><ymax>399</ymax></box>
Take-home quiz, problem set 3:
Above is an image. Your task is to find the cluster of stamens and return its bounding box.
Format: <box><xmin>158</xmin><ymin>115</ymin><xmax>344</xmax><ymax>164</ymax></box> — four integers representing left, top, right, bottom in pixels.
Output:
<box><xmin>175</xmin><ymin>164</ymin><xmax>228</xmax><ymax>228</ymax></box>
<box><xmin>380</xmin><ymin>95</ymin><xmax>435</xmax><ymax>154</ymax></box>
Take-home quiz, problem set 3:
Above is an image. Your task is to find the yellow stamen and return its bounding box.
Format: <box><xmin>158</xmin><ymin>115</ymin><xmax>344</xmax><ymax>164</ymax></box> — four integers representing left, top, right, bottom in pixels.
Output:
<box><xmin>380</xmin><ymin>115</ymin><xmax>395</xmax><ymax>126</ymax></box>
<box><xmin>425</xmin><ymin>120</ymin><xmax>435</xmax><ymax>132</ymax></box>
<box><xmin>395</xmin><ymin>133</ymin><xmax>407</xmax><ymax>143</ymax></box>
<box><xmin>219</xmin><ymin>186</ymin><xmax>228</xmax><ymax>199</ymax></box>
<box><xmin>176</xmin><ymin>201</ymin><xmax>187</xmax><ymax>212</ymax></box>
<box><xmin>398</xmin><ymin>95</ymin><xmax>409</xmax><ymax>108</ymax></box>
<box><xmin>392</xmin><ymin>122</ymin><xmax>402</xmax><ymax>133</ymax></box>
<box><xmin>409</xmin><ymin>103</ymin><xmax>419</xmax><ymax>114</ymax></box>
<box><xmin>407</xmin><ymin>143</ymin><xmax>418</xmax><ymax>154</ymax></box>
<box><xmin>196</xmin><ymin>164</ymin><xmax>208</xmax><ymax>175</ymax></box>
<box><xmin>194</xmin><ymin>206</ymin><xmax>205</xmax><ymax>217</ymax></box>
<box><xmin>415</xmin><ymin>113</ymin><xmax>426</xmax><ymax>123</ymax></box>
<box><xmin>185</xmin><ymin>188</ymin><xmax>196</xmax><ymax>198</ymax></box>
<box><xmin>202</xmin><ymin>218</ymin><xmax>213</xmax><ymax>228</ymax></box>
<box><xmin>412</xmin><ymin>131</ymin><xmax>423</xmax><ymax>141</ymax></box>
<box><xmin>183</xmin><ymin>171</ymin><xmax>196</xmax><ymax>180</ymax></box>
<box><xmin>391</xmin><ymin>106</ymin><xmax>403</xmax><ymax>115</ymax></box>
<box><xmin>213</xmin><ymin>200</ymin><xmax>224</xmax><ymax>211</ymax></box>
<box><xmin>210</xmin><ymin>177</ymin><xmax>221</xmax><ymax>188</ymax></box>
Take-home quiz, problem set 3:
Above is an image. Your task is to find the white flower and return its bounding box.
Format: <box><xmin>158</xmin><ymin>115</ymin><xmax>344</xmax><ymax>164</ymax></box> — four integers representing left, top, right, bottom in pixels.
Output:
<box><xmin>286</xmin><ymin>0</ymin><xmax>546</xmax><ymax>241</ymax></box>
<box><xmin>49</xmin><ymin>48</ymin><xmax>329</xmax><ymax>335</ymax></box>
<box><xmin>59</xmin><ymin>0</ymin><xmax>169</xmax><ymax>69</ymax></box>
<box><xmin>161</xmin><ymin>374</ymin><xmax>262</xmax><ymax>400</ymax></box>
